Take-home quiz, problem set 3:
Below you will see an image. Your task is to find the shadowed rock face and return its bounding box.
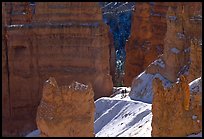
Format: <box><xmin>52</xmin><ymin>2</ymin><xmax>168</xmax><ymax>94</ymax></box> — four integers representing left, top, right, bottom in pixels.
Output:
<box><xmin>124</xmin><ymin>2</ymin><xmax>179</xmax><ymax>86</ymax></box>
<box><xmin>2</xmin><ymin>2</ymin><xmax>113</xmax><ymax>136</ymax></box>
<box><xmin>36</xmin><ymin>77</ymin><xmax>95</xmax><ymax>137</ymax></box>
<box><xmin>151</xmin><ymin>76</ymin><xmax>202</xmax><ymax>137</ymax></box>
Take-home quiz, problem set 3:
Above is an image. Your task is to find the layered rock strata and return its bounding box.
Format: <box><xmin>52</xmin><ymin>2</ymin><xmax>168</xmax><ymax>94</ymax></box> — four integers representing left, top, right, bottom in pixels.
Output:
<box><xmin>3</xmin><ymin>2</ymin><xmax>113</xmax><ymax>136</ymax></box>
<box><xmin>36</xmin><ymin>77</ymin><xmax>95</xmax><ymax>137</ymax></box>
<box><xmin>151</xmin><ymin>76</ymin><xmax>202</xmax><ymax>137</ymax></box>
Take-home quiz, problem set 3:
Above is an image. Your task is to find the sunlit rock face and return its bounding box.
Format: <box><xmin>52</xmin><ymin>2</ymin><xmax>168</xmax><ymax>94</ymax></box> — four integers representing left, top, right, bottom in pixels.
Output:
<box><xmin>151</xmin><ymin>76</ymin><xmax>202</xmax><ymax>137</ymax></box>
<box><xmin>124</xmin><ymin>2</ymin><xmax>179</xmax><ymax>86</ymax></box>
<box><xmin>2</xmin><ymin>2</ymin><xmax>113</xmax><ymax>136</ymax></box>
<box><xmin>36</xmin><ymin>77</ymin><xmax>95</xmax><ymax>137</ymax></box>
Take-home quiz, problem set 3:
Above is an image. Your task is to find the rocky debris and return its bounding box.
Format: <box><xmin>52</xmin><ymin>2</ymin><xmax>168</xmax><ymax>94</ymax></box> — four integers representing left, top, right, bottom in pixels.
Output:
<box><xmin>3</xmin><ymin>2</ymin><xmax>113</xmax><ymax>136</ymax></box>
<box><xmin>124</xmin><ymin>2</ymin><xmax>179</xmax><ymax>86</ymax></box>
<box><xmin>36</xmin><ymin>77</ymin><xmax>95</xmax><ymax>137</ymax></box>
<box><xmin>151</xmin><ymin>75</ymin><xmax>202</xmax><ymax>137</ymax></box>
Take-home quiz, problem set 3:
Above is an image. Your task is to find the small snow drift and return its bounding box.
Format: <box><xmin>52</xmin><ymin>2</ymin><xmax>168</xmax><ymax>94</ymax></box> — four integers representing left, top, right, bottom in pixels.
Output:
<box><xmin>26</xmin><ymin>130</ymin><xmax>40</xmax><ymax>137</ymax></box>
<box><xmin>187</xmin><ymin>132</ymin><xmax>202</xmax><ymax>137</ymax></box>
<box><xmin>94</xmin><ymin>97</ymin><xmax>152</xmax><ymax>137</ymax></box>
<box><xmin>189</xmin><ymin>77</ymin><xmax>202</xmax><ymax>94</ymax></box>
<box><xmin>129</xmin><ymin>71</ymin><xmax>172</xmax><ymax>103</ymax></box>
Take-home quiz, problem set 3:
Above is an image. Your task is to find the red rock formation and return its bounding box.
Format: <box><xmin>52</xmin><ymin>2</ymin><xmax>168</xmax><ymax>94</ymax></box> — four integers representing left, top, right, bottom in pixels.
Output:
<box><xmin>3</xmin><ymin>2</ymin><xmax>113</xmax><ymax>136</ymax></box>
<box><xmin>151</xmin><ymin>75</ymin><xmax>202</xmax><ymax>137</ymax></box>
<box><xmin>124</xmin><ymin>2</ymin><xmax>178</xmax><ymax>86</ymax></box>
<box><xmin>146</xmin><ymin>3</ymin><xmax>202</xmax><ymax>83</ymax></box>
<box><xmin>150</xmin><ymin>3</ymin><xmax>202</xmax><ymax>136</ymax></box>
<box><xmin>184</xmin><ymin>2</ymin><xmax>202</xmax><ymax>83</ymax></box>
<box><xmin>188</xmin><ymin>39</ymin><xmax>202</xmax><ymax>83</ymax></box>
<box><xmin>36</xmin><ymin>77</ymin><xmax>95</xmax><ymax>137</ymax></box>
<box><xmin>124</xmin><ymin>3</ymin><xmax>151</xmax><ymax>86</ymax></box>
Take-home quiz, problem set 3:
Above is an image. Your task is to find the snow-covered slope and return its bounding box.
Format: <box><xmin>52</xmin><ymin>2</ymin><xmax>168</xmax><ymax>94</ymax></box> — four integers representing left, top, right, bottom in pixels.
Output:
<box><xmin>94</xmin><ymin>97</ymin><xmax>152</xmax><ymax>137</ymax></box>
<box><xmin>129</xmin><ymin>71</ymin><xmax>172</xmax><ymax>103</ymax></box>
<box><xmin>26</xmin><ymin>77</ymin><xmax>202</xmax><ymax>137</ymax></box>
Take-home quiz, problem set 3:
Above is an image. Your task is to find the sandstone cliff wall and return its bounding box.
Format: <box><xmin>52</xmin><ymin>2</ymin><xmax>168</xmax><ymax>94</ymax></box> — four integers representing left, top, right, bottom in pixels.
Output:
<box><xmin>2</xmin><ymin>2</ymin><xmax>113</xmax><ymax>136</ymax></box>
<box><xmin>36</xmin><ymin>77</ymin><xmax>95</xmax><ymax>137</ymax></box>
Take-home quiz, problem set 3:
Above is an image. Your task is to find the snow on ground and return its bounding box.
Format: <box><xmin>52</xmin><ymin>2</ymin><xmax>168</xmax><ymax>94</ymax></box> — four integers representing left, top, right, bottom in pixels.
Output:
<box><xmin>25</xmin><ymin>129</ymin><xmax>40</xmax><ymax>137</ymax></box>
<box><xmin>189</xmin><ymin>77</ymin><xmax>202</xmax><ymax>93</ymax></box>
<box><xmin>187</xmin><ymin>132</ymin><xmax>202</xmax><ymax>137</ymax></box>
<box><xmin>26</xmin><ymin>93</ymin><xmax>152</xmax><ymax>137</ymax></box>
<box><xmin>171</xmin><ymin>47</ymin><xmax>180</xmax><ymax>54</ymax></box>
<box><xmin>110</xmin><ymin>87</ymin><xmax>131</xmax><ymax>99</ymax></box>
<box><xmin>94</xmin><ymin>97</ymin><xmax>152</xmax><ymax>137</ymax></box>
<box><xmin>130</xmin><ymin>71</ymin><xmax>172</xmax><ymax>103</ymax></box>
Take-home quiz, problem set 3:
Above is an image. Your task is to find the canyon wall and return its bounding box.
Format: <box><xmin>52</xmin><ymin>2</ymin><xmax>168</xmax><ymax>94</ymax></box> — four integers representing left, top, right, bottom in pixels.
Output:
<box><xmin>2</xmin><ymin>2</ymin><xmax>113</xmax><ymax>136</ymax></box>
<box><xmin>124</xmin><ymin>2</ymin><xmax>179</xmax><ymax>86</ymax></box>
<box><xmin>36</xmin><ymin>78</ymin><xmax>95</xmax><ymax>137</ymax></box>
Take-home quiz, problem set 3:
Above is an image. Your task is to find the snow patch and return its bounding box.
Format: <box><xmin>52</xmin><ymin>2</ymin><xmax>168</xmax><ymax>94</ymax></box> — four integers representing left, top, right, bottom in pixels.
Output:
<box><xmin>187</xmin><ymin>132</ymin><xmax>202</xmax><ymax>137</ymax></box>
<box><xmin>177</xmin><ymin>32</ymin><xmax>185</xmax><ymax>39</ymax></box>
<box><xmin>25</xmin><ymin>130</ymin><xmax>40</xmax><ymax>137</ymax></box>
<box><xmin>184</xmin><ymin>47</ymin><xmax>190</xmax><ymax>53</ymax></box>
<box><xmin>171</xmin><ymin>47</ymin><xmax>180</xmax><ymax>54</ymax></box>
<box><xmin>189</xmin><ymin>77</ymin><xmax>202</xmax><ymax>93</ymax></box>
<box><xmin>192</xmin><ymin>115</ymin><xmax>197</xmax><ymax>120</ymax></box>
<box><xmin>152</xmin><ymin>58</ymin><xmax>165</xmax><ymax>68</ymax></box>
<box><xmin>168</xmin><ymin>15</ymin><xmax>177</xmax><ymax>21</ymax></box>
